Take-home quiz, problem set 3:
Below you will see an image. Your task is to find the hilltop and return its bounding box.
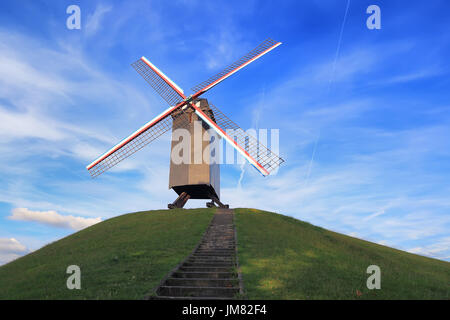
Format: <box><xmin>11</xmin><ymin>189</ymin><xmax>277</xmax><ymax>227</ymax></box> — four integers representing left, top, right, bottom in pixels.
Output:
<box><xmin>0</xmin><ymin>208</ymin><xmax>448</xmax><ymax>299</ymax></box>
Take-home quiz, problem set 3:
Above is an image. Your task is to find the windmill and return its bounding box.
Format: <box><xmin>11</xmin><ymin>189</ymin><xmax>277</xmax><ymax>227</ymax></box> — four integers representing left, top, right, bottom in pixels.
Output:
<box><xmin>86</xmin><ymin>39</ymin><xmax>285</xmax><ymax>209</ymax></box>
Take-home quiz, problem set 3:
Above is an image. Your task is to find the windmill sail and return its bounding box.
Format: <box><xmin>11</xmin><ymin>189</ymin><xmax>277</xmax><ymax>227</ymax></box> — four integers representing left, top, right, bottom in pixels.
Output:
<box><xmin>191</xmin><ymin>39</ymin><xmax>282</xmax><ymax>96</ymax></box>
<box><xmin>86</xmin><ymin>105</ymin><xmax>189</xmax><ymax>177</ymax></box>
<box><xmin>132</xmin><ymin>57</ymin><xmax>185</xmax><ymax>106</ymax></box>
<box><xmin>208</xmin><ymin>104</ymin><xmax>284</xmax><ymax>174</ymax></box>
<box><xmin>187</xmin><ymin>102</ymin><xmax>283</xmax><ymax>176</ymax></box>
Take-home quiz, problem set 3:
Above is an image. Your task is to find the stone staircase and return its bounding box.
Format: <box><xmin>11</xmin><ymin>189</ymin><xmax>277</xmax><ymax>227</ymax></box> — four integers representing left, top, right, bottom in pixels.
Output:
<box><xmin>149</xmin><ymin>208</ymin><xmax>243</xmax><ymax>299</ymax></box>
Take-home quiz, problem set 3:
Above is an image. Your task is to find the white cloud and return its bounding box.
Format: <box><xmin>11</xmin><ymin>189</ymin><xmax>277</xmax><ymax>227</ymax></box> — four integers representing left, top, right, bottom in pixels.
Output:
<box><xmin>0</xmin><ymin>238</ymin><xmax>28</xmax><ymax>265</ymax></box>
<box><xmin>0</xmin><ymin>107</ymin><xmax>66</xmax><ymax>141</ymax></box>
<box><xmin>0</xmin><ymin>238</ymin><xmax>27</xmax><ymax>254</ymax></box>
<box><xmin>408</xmin><ymin>237</ymin><xmax>450</xmax><ymax>261</ymax></box>
<box><xmin>9</xmin><ymin>208</ymin><xmax>102</xmax><ymax>230</ymax></box>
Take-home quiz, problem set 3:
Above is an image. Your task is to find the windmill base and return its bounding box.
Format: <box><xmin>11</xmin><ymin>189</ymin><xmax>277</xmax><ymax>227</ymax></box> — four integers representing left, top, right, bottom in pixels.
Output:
<box><xmin>167</xmin><ymin>192</ymin><xmax>230</xmax><ymax>209</ymax></box>
<box><xmin>168</xmin><ymin>192</ymin><xmax>191</xmax><ymax>209</ymax></box>
<box><xmin>206</xmin><ymin>195</ymin><xmax>229</xmax><ymax>209</ymax></box>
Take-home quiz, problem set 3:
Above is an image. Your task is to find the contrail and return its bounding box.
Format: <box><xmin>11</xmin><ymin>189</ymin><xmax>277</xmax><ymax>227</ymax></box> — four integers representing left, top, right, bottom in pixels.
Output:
<box><xmin>238</xmin><ymin>85</ymin><xmax>265</xmax><ymax>188</ymax></box>
<box><xmin>304</xmin><ymin>0</ymin><xmax>351</xmax><ymax>187</ymax></box>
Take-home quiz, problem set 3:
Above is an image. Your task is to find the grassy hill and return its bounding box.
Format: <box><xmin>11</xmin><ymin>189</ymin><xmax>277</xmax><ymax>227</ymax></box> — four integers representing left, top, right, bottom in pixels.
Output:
<box><xmin>0</xmin><ymin>208</ymin><xmax>214</xmax><ymax>299</ymax></box>
<box><xmin>235</xmin><ymin>208</ymin><xmax>449</xmax><ymax>299</ymax></box>
<box><xmin>0</xmin><ymin>208</ymin><xmax>448</xmax><ymax>299</ymax></box>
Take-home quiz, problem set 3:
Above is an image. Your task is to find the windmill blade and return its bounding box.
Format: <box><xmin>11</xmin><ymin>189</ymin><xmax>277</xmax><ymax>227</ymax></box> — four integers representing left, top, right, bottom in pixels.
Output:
<box><xmin>132</xmin><ymin>57</ymin><xmax>186</xmax><ymax>106</ymax></box>
<box><xmin>208</xmin><ymin>104</ymin><xmax>284</xmax><ymax>174</ymax></box>
<box><xmin>187</xmin><ymin>102</ymin><xmax>284</xmax><ymax>176</ymax></box>
<box><xmin>86</xmin><ymin>105</ymin><xmax>189</xmax><ymax>178</ymax></box>
<box><xmin>191</xmin><ymin>39</ymin><xmax>282</xmax><ymax>96</ymax></box>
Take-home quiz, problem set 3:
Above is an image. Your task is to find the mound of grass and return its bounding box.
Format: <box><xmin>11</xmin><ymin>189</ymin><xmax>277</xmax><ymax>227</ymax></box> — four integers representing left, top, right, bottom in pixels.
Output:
<box><xmin>234</xmin><ymin>208</ymin><xmax>450</xmax><ymax>300</ymax></box>
<box><xmin>0</xmin><ymin>208</ymin><xmax>214</xmax><ymax>299</ymax></box>
<box><xmin>2</xmin><ymin>207</ymin><xmax>448</xmax><ymax>300</ymax></box>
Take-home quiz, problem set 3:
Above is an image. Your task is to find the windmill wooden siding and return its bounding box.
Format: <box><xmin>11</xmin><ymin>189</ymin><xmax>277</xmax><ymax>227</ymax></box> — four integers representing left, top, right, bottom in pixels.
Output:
<box><xmin>169</xmin><ymin>98</ymin><xmax>220</xmax><ymax>200</ymax></box>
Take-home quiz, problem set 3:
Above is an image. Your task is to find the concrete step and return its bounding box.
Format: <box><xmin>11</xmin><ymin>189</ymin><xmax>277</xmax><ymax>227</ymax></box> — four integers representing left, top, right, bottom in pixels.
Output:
<box><xmin>193</xmin><ymin>254</ymin><xmax>235</xmax><ymax>258</ymax></box>
<box><xmin>200</xmin><ymin>242</ymin><xmax>234</xmax><ymax>244</ymax></box>
<box><xmin>205</xmin><ymin>231</ymin><xmax>233</xmax><ymax>234</ymax></box>
<box><xmin>183</xmin><ymin>261</ymin><xmax>234</xmax><ymax>267</ymax></box>
<box><xmin>187</xmin><ymin>255</ymin><xmax>234</xmax><ymax>259</ymax></box>
<box><xmin>203</xmin><ymin>235</ymin><xmax>233</xmax><ymax>238</ymax></box>
<box><xmin>198</xmin><ymin>246</ymin><xmax>234</xmax><ymax>250</ymax></box>
<box><xmin>192</xmin><ymin>254</ymin><xmax>235</xmax><ymax>258</ymax></box>
<box><xmin>197</xmin><ymin>247</ymin><xmax>235</xmax><ymax>250</ymax></box>
<box><xmin>188</xmin><ymin>257</ymin><xmax>234</xmax><ymax>262</ymax></box>
<box><xmin>194</xmin><ymin>251</ymin><xmax>233</xmax><ymax>254</ymax></box>
<box><xmin>199</xmin><ymin>246</ymin><xmax>233</xmax><ymax>249</ymax></box>
<box><xmin>200</xmin><ymin>241</ymin><xmax>235</xmax><ymax>244</ymax></box>
<box><xmin>166</xmin><ymin>277</ymin><xmax>239</xmax><ymax>287</ymax></box>
<box><xmin>194</xmin><ymin>250</ymin><xmax>236</xmax><ymax>256</ymax></box>
<box><xmin>158</xmin><ymin>286</ymin><xmax>239</xmax><ymax>298</ymax></box>
<box><xmin>201</xmin><ymin>241</ymin><xmax>234</xmax><ymax>244</ymax></box>
<box><xmin>198</xmin><ymin>247</ymin><xmax>234</xmax><ymax>250</ymax></box>
<box><xmin>179</xmin><ymin>266</ymin><xmax>234</xmax><ymax>273</ymax></box>
<box><xmin>187</xmin><ymin>261</ymin><xmax>235</xmax><ymax>266</ymax></box>
<box><xmin>188</xmin><ymin>256</ymin><xmax>234</xmax><ymax>262</ymax></box>
<box><xmin>172</xmin><ymin>271</ymin><xmax>235</xmax><ymax>279</ymax></box>
<box><xmin>196</xmin><ymin>249</ymin><xmax>235</xmax><ymax>252</ymax></box>
<box><xmin>151</xmin><ymin>295</ymin><xmax>231</xmax><ymax>300</ymax></box>
<box><xmin>198</xmin><ymin>249</ymin><xmax>234</xmax><ymax>252</ymax></box>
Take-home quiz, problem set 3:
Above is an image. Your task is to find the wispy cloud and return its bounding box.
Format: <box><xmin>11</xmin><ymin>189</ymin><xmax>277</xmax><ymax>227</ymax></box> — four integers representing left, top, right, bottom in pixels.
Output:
<box><xmin>85</xmin><ymin>4</ymin><xmax>113</xmax><ymax>36</ymax></box>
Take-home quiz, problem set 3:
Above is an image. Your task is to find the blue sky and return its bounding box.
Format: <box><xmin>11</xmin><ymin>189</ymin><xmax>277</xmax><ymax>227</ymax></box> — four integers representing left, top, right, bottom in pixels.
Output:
<box><xmin>0</xmin><ymin>0</ymin><xmax>449</xmax><ymax>265</ymax></box>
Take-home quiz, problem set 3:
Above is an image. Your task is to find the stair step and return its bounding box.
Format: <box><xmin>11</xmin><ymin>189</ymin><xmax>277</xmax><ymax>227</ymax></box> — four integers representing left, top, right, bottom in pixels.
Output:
<box><xmin>191</xmin><ymin>254</ymin><xmax>234</xmax><ymax>259</ymax></box>
<box><xmin>193</xmin><ymin>252</ymin><xmax>235</xmax><ymax>256</ymax></box>
<box><xmin>198</xmin><ymin>248</ymin><xmax>234</xmax><ymax>251</ymax></box>
<box><xmin>151</xmin><ymin>295</ymin><xmax>231</xmax><ymax>300</ymax></box>
<box><xmin>196</xmin><ymin>248</ymin><xmax>235</xmax><ymax>251</ymax></box>
<box><xmin>186</xmin><ymin>259</ymin><xmax>235</xmax><ymax>265</ymax></box>
<box><xmin>179</xmin><ymin>266</ymin><xmax>234</xmax><ymax>272</ymax></box>
<box><xmin>196</xmin><ymin>247</ymin><xmax>234</xmax><ymax>250</ymax></box>
<box><xmin>158</xmin><ymin>286</ymin><xmax>239</xmax><ymax>298</ymax></box>
<box><xmin>188</xmin><ymin>257</ymin><xmax>234</xmax><ymax>262</ymax></box>
<box><xmin>172</xmin><ymin>272</ymin><xmax>235</xmax><ymax>279</ymax></box>
<box><xmin>165</xmin><ymin>277</ymin><xmax>239</xmax><ymax>287</ymax></box>
<box><xmin>183</xmin><ymin>262</ymin><xmax>234</xmax><ymax>267</ymax></box>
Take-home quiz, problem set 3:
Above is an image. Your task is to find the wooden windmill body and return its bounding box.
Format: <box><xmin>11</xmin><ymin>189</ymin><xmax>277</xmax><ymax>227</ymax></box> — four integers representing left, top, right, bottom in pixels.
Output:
<box><xmin>168</xmin><ymin>98</ymin><xmax>224</xmax><ymax>208</ymax></box>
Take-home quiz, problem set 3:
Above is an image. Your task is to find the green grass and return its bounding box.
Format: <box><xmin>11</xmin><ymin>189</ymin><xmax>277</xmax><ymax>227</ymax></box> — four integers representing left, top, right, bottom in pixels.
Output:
<box><xmin>0</xmin><ymin>208</ymin><xmax>214</xmax><ymax>299</ymax></box>
<box><xmin>234</xmin><ymin>208</ymin><xmax>450</xmax><ymax>300</ymax></box>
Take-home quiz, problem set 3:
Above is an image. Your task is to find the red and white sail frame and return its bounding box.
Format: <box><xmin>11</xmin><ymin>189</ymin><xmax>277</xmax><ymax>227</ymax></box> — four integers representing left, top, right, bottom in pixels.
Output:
<box><xmin>86</xmin><ymin>104</ymin><xmax>179</xmax><ymax>172</ymax></box>
<box><xmin>191</xmin><ymin>39</ymin><xmax>282</xmax><ymax>96</ymax></box>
